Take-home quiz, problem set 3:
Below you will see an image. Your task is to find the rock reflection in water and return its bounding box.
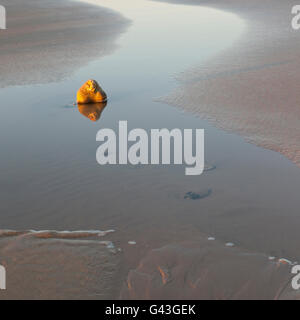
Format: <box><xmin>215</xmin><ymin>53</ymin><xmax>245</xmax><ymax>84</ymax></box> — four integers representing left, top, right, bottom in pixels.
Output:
<box><xmin>78</xmin><ymin>101</ymin><xmax>107</xmax><ymax>122</ymax></box>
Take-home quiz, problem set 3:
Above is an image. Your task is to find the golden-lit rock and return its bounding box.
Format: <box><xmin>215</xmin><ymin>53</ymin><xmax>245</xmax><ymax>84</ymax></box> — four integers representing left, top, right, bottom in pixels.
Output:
<box><xmin>78</xmin><ymin>102</ymin><xmax>107</xmax><ymax>122</ymax></box>
<box><xmin>77</xmin><ymin>79</ymin><xmax>107</xmax><ymax>104</ymax></box>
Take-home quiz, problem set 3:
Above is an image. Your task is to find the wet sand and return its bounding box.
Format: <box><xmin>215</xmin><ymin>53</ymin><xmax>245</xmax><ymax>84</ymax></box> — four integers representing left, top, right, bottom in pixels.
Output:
<box><xmin>120</xmin><ymin>238</ymin><xmax>295</xmax><ymax>300</ymax></box>
<box><xmin>0</xmin><ymin>0</ymin><xmax>130</xmax><ymax>87</ymax></box>
<box><xmin>1</xmin><ymin>0</ymin><xmax>300</xmax><ymax>300</ymax></box>
<box><xmin>156</xmin><ymin>0</ymin><xmax>300</xmax><ymax>167</ymax></box>
<box><xmin>116</xmin><ymin>0</ymin><xmax>300</xmax><ymax>299</ymax></box>
<box><xmin>1</xmin><ymin>227</ymin><xmax>298</xmax><ymax>299</ymax></box>
<box><xmin>0</xmin><ymin>230</ymin><xmax>122</xmax><ymax>299</ymax></box>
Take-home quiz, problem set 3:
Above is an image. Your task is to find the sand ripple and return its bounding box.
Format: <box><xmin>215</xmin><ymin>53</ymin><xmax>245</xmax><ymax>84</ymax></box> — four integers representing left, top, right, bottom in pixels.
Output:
<box><xmin>0</xmin><ymin>229</ymin><xmax>115</xmax><ymax>239</ymax></box>
<box><xmin>121</xmin><ymin>239</ymin><xmax>299</xmax><ymax>300</ymax></box>
<box><xmin>158</xmin><ymin>0</ymin><xmax>300</xmax><ymax>167</ymax></box>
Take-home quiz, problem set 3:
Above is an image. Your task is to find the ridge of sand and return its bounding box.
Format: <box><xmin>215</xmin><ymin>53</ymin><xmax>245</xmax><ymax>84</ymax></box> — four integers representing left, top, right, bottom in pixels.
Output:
<box><xmin>0</xmin><ymin>0</ymin><xmax>130</xmax><ymax>87</ymax></box>
<box><xmin>155</xmin><ymin>0</ymin><xmax>300</xmax><ymax>167</ymax></box>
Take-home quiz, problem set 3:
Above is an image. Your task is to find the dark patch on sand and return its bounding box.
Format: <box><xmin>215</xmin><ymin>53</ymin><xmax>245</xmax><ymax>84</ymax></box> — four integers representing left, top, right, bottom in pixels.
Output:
<box><xmin>184</xmin><ymin>189</ymin><xmax>212</xmax><ymax>200</ymax></box>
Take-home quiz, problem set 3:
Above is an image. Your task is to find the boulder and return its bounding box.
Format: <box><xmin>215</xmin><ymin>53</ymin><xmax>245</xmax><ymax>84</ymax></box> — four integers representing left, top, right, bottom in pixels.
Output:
<box><xmin>77</xmin><ymin>79</ymin><xmax>107</xmax><ymax>104</ymax></box>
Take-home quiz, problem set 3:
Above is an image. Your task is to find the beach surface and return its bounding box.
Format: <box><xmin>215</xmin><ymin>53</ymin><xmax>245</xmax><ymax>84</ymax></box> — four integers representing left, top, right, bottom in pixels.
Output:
<box><xmin>1</xmin><ymin>0</ymin><xmax>300</xmax><ymax>300</ymax></box>
<box><xmin>156</xmin><ymin>0</ymin><xmax>300</xmax><ymax>167</ymax></box>
<box><xmin>0</xmin><ymin>0</ymin><xmax>130</xmax><ymax>87</ymax></box>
